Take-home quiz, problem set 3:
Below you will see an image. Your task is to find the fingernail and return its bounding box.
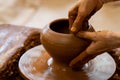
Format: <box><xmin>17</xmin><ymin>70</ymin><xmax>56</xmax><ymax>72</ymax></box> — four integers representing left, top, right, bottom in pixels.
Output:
<box><xmin>71</xmin><ymin>27</ymin><xmax>77</xmax><ymax>32</ymax></box>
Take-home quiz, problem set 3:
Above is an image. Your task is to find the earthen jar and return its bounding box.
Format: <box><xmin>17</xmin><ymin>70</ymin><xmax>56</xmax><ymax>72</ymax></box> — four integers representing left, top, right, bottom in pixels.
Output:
<box><xmin>40</xmin><ymin>18</ymin><xmax>94</xmax><ymax>64</ymax></box>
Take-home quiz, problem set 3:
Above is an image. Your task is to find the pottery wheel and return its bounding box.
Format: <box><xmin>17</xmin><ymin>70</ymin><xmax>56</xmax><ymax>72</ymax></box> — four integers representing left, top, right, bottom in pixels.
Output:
<box><xmin>19</xmin><ymin>45</ymin><xmax>116</xmax><ymax>80</ymax></box>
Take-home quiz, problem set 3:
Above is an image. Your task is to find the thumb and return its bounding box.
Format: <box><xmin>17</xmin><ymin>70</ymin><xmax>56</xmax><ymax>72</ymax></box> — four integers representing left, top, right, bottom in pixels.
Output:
<box><xmin>69</xmin><ymin>50</ymin><xmax>96</xmax><ymax>67</ymax></box>
<box><xmin>69</xmin><ymin>51</ymin><xmax>88</xmax><ymax>67</ymax></box>
<box><xmin>76</xmin><ymin>31</ymin><xmax>97</xmax><ymax>40</ymax></box>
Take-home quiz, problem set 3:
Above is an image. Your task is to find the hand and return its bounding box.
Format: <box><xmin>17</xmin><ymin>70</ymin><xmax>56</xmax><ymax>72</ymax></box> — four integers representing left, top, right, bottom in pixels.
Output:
<box><xmin>69</xmin><ymin>30</ymin><xmax>120</xmax><ymax>67</ymax></box>
<box><xmin>68</xmin><ymin>0</ymin><xmax>103</xmax><ymax>33</ymax></box>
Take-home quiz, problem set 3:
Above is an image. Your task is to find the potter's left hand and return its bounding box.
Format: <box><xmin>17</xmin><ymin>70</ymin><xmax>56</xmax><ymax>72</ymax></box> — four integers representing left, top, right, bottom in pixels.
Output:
<box><xmin>69</xmin><ymin>30</ymin><xmax>120</xmax><ymax>67</ymax></box>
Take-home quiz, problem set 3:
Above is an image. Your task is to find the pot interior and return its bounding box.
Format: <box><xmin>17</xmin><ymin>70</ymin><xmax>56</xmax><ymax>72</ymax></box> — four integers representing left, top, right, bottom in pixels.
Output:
<box><xmin>50</xmin><ymin>19</ymin><xmax>70</xmax><ymax>34</ymax></box>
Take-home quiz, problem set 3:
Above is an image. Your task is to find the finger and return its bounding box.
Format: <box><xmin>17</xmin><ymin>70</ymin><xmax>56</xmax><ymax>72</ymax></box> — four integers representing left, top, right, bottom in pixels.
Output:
<box><xmin>86</xmin><ymin>41</ymin><xmax>109</xmax><ymax>55</ymax></box>
<box><xmin>69</xmin><ymin>42</ymin><xmax>101</xmax><ymax>67</ymax></box>
<box><xmin>70</xmin><ymin>12</ymin><xmax>85</xmax><ymax>33</ymax></box>
<box><xmin>76</xmin><ymin>31</ymin><xmax>97</xmax><ymax>40</ymax></box>
<box><xmin>69</xmin><ymin>51</ymin><xmax>88</xmax><ymax>67</ymax></box>
<box><xmin>69</xmin><ymin>15</ymin><xmax>76</xmax><ymax>30</ymax></box>
<box><xmin>68</xmin><ymin>3</ymin><xmax>79</xmax><ymax>30</ymax></box>
<box><xmin>69</xmin><ymin>50</ymin><xmax>96</xmax><ymax>67</ymax></box>
<box><xmin>70</xmin><ymin>0</ymin><xmax>92</xmax><ymax>33</ymax></box>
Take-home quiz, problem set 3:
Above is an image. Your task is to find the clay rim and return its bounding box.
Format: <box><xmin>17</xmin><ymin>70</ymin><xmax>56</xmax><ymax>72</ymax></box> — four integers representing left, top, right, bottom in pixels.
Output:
<box><xmin>43</xmin><ymin>18</ymin><xmax>90</xmax><ymax>37</ymax></box>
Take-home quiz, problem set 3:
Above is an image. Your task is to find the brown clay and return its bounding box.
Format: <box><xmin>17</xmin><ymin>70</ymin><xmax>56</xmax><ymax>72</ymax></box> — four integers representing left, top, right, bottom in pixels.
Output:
<box><xmin>40</xmin><ymin>18</ymin><xmax>95</xmax><ymax>64</ymax></box>
<box><xmin>19</xmin><ymin>45</ymin><xmax>116</xmax><ymax>80</ymax></box>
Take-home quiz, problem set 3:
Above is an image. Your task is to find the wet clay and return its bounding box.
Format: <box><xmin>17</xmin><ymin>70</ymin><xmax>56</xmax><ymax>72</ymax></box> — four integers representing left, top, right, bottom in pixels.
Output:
<box><xmin>32</xmin><ymin>55</ymin><xmax>88</xmax><ymax>80</ymax></box>
<box><xmin>19</xmin><ymin>45</ymin><xmax>88</xmax><ymax>80</ymax></box>
<box><xmin>40</xmin><ymin>18</ymin><xmax>94</xmax><ymax>64</ymax></box>
<box><xmin>19</xmin><ymin>45</ymin><xmax>116</xmax><ymax>80</ymax></box>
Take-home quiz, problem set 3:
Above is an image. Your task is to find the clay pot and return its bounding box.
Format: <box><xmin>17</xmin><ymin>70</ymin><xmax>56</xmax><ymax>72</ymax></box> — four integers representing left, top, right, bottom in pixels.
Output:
<box><xmin>40</xmin><ymin>18</ymin><xmax>94</xmax><ymax>64</ymax></box>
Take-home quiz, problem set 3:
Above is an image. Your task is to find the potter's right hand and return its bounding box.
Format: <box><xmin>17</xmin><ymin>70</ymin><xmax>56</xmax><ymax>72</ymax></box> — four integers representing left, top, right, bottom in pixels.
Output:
<box><xmin>69</xmin><ymin>30</ymin><xmax>120</xmax><ymax>67</ymax></box>
<box><xmin>68</xmin><ymin>0</ymin><xmax>119</xmax><ymax>33</ymax></box>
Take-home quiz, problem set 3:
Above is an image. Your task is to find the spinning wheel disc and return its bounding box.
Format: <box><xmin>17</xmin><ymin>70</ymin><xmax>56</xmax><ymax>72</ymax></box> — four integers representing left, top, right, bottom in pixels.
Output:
<box><xmin>19</xmin><ymin>45</ymin><xmax>116</xmax><ymax>80</ymax></box>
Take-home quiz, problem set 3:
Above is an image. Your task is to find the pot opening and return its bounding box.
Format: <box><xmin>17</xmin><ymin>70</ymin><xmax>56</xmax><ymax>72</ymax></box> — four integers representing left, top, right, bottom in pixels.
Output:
<box><xmin>50</xmin><ymin>19</ymin><xmax>70</xmax><ymax>34</ymax></box>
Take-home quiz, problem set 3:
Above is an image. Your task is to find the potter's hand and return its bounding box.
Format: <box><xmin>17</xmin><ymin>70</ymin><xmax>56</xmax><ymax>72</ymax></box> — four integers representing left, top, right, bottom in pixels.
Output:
<box><xmin>68</xmin><ymin>0</ymin><xmax>119</xmax><ymax>33</ymax></box>
<box><xmin>69</xmin><ymin>30</ymin><xmax>120</xmax><ymax>67</ymax></box>
<box><xmin>68</xmin><ymin>0</ymin><xmax>103</xmax><ymax>33</ymax></box>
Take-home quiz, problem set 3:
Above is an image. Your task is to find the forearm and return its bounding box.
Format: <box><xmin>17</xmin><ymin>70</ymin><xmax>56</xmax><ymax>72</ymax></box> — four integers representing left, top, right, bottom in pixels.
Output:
<box><xmin>101</xmin><ymin>0</ymin><xmax>120</xmax><ymax>3</ymax></box>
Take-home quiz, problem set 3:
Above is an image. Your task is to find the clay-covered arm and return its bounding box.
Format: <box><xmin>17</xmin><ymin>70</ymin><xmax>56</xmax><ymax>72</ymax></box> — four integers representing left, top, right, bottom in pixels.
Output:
<box><xmin>69</xmin><ymin>30</ymin><xmax>120</xmax><ymax>67</ymax></box>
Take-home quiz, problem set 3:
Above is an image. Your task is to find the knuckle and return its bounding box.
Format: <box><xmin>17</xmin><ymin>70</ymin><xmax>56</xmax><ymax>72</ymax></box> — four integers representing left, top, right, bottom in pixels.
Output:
<box><xmin>77</xmin><ymin>11</ymin><xmax>86</xmax><ymax>18</ymax></box>
<box><xmin>68</xmin><ymin>10</ymin><xmax>77</xmax><ymax>17</ymax></box>
<box><xmin>68</xmin><ymin>10</ymin><xmax>74</xmax><ymax>16</ymax></box>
